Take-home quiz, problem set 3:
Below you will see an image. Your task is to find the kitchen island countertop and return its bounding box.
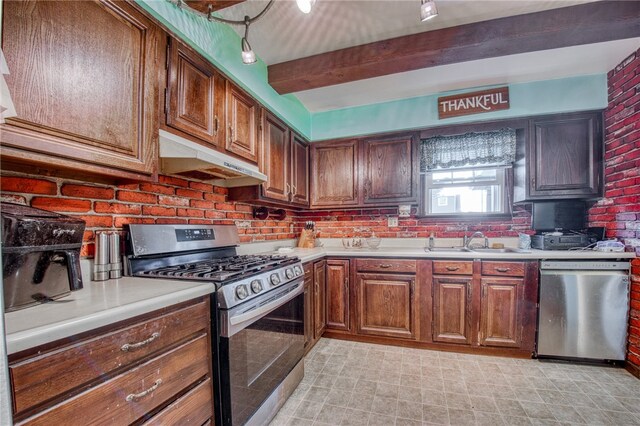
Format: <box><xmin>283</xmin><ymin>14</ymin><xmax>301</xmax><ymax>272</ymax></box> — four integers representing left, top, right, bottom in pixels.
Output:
<box><xmin>4</xmin><ymin>277</ymin><xmax>215</xmax><ymax>355</ymax></box>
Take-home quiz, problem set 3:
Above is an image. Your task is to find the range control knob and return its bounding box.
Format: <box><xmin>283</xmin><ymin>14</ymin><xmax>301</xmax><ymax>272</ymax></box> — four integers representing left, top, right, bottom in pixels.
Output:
<box><xmin>270</xmin><ymin>274</ymin><xmax>281</xmax><ymax>286</ymax></box>
<box><xmin>235</xmin><ymin>284</ymin><xmax>249</xmax><ymax>300</ymax></box>
<box><xmin>293</xmin><ymin>266</ymin><xmax>303</xmax><ymax>276</ymax></box>
<box><xmin>250</xmin><ymin>279</ymin><xmax>263</xmax><ymax>294</ymax></box>
<box><xmin>285</xmin><ymin>268</ymin><xmax>294</xmax><ymax>279</ymax></box>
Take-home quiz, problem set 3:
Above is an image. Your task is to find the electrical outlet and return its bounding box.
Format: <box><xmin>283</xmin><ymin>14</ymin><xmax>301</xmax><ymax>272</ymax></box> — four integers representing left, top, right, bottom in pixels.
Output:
<box><xmin>388</xmin><ymin>217</ymin><xmax>398</xmax><ymax>227</ymax></box>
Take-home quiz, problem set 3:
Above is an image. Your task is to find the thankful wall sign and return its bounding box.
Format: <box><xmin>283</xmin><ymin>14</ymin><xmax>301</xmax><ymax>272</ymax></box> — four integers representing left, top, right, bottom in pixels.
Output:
<box><xmin>438</xmin><ymin>87</ymin><xmax>510</xmax><ymax>119</ymax></box>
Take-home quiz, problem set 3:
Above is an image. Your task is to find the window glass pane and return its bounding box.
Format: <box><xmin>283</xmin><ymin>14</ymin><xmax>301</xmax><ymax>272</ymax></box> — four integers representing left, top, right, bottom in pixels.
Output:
<box><xmin>473</xmin><ymin>169</ymin><xmax>497</xmax><ymax>181</ymax></box>
<box><xmin>451</xmin><ymin>170</ymin><xmax>473</xmax><ymax>181</ymax></box>
<box><xmin>431</xmin><ymin>171</ymin><xmax>451</xmax><ymax>183</ymax></box>
<box><xmin>429</xmin><ymin>185</ymin><xmax>502</xmax><ymax>214</ymax></box>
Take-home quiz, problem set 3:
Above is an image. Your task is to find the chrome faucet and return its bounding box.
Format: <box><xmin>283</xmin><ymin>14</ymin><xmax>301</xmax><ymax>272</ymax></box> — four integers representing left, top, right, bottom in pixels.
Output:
<box><xmin>464</xmin><ymin>231</ymin><xmax>489</xmax><ymax>249</ymax></box>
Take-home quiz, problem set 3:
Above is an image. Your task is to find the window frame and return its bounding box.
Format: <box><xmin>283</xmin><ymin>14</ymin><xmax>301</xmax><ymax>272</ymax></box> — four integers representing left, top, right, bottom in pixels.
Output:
<box><xmin>418</xmin><ymin>165</ymin><xmax>512</xmax><ymax>218</ymax></box>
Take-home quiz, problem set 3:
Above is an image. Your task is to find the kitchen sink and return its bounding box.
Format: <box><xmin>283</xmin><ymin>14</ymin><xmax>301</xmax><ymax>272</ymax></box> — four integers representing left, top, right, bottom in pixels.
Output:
<box><xmin>470</xmin><ymin>248</ymin><xmax>522</xmax><ymax>253</ymax></box>
<box><xmin>424</xmin><ymin>247</ymin><xmax>472</xmax><ymax>252</ymax></box>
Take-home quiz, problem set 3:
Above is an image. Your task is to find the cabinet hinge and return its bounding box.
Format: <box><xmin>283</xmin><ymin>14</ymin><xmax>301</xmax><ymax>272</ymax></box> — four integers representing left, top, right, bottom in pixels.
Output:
<box><xmin>165</xmin><ymin>39</ymin><xmax>171</xmax><ymax>70</ymax></box>
<box><xmin>164</xmin><ymin>88</ymin><xmax>169</xmax><ymax>115</ymax></box>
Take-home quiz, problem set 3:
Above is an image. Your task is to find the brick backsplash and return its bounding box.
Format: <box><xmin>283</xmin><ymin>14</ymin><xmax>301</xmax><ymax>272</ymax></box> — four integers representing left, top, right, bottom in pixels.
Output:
<box><xmin>295</xmin><ymin>205</ymin><xmax>533</xmax><ymax>239</ymax></box>
<box><xmin>588</xmin><ymin>46</ymin><xmax>640</xmax><ymax>256</ymax></box>
<box><xmin>0</xmin><ymin>172</ymin><xmax>296</xmax><ymax>256</ymax></box>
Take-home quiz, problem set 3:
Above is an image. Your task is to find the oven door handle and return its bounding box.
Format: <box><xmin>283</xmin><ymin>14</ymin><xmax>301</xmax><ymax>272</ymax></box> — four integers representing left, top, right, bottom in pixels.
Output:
<box><xmin>229</xmin><ymin>281</ymin><xmax>304</xmax><ymax>326</ymax></box>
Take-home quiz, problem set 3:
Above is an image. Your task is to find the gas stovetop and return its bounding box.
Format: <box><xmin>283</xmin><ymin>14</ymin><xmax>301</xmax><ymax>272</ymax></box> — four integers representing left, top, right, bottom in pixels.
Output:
<box><xmin>136</xmin><ymin>254</ymin><xmax>294</xmax><ymax>282</ymax></box>
<box><xmin>124</xmin><ymin>224</ymin><xmax>304</xmax><ymax>309</ymax></box>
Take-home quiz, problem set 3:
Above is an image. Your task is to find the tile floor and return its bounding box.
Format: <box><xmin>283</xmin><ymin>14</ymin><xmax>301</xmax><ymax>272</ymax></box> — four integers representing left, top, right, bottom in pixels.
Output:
<box><xmin>269</xmin><ymin>338</ymin><xmax>640</xmax><ymax>426</ymax></box>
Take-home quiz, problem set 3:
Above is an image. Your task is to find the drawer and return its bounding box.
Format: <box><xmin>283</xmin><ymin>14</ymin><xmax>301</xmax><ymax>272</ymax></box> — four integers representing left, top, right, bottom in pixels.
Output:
<box><xmin>482</xmin><ymin>261</ymin><xmax>525</xmax><ymax>277</ymax></box>
<box><xmin>11</xmin><ymin>300</ymin><xmax>209</xmax><ymax>415</ymax></box>
<box><xmin>356</xmin><ymin>259</ymin><xmax>416</xmax><ymax>274</ymax></box>
<box><xmin>433</xmin><ymin>261</ymin><xmax>473</xmax><ymax>275</ymax></box>
<box><xmin>143</xmin><ymin>378</ymin><xmax>213</xmax><ymax>426</ymax></box>
<box><xmin>21</xmin><ymin>334</ymin><xmax>210</xmax><ymax>426</ymax></box>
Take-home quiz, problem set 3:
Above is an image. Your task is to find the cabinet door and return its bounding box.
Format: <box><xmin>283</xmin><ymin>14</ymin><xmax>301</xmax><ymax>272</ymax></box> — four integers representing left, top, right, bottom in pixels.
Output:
<box><xmin>1</xmin><ymin>0</ymin><xmax>161</xmax><ymax>180</ymax></box>
<box><xmin>363</xmin><ymin>135</ymin><xmax>417</xmax><ymax>204</ymax></box>
<box><xmin>291</xmin><ymin>132</ymin><xmax>310</xmax><ymax>207</ymax></box>
<box><xmin>529</xmin><ymin>112</ymin><xmax>602</xmax><ymax>198</ymax></box>
<box><xmin>325</xmin><ymin>260</ymin><xmax>350</xmax><ymax>331</ymax></box>
<box><xmin>225</xmin><ymin>81</ymin><xmax>258</xmax><ymax>163</ymax></box>
<box><xmin>304</xmin><ymin>273</ymin><xmax>314</xmax><ymax>350</ymax></box>
<box><xmin>432</xmin><ymin>276</ymin><xmax>472</xmax><ymax>345</ymax></box>
<box><xmin>356</xmin><ymin>273</ymin><xmax>416</xmax><ymax>339</ymax></box>
<box><xmin>166</xmin><ymin>38</ymin><xmax>224</xmax><ymax>147</ymax></box>
<box><xmin>311</xmin><ymin>141</ymin><xmax>359</xmax><ymax>207</ymax></box>
<box><xmin>479</xmin><ymin>277</ymin><xmax>524</xmax><ymax>348</ymax></box>
<box><xmin>314</xmin><ymin>260</ymin><xmax>327</xmax><ymax>338</ymax></box>
<box><xmin>261</xmin><ymin>111</ymin><xmax>290</xmax><ymax>202</ymax></box>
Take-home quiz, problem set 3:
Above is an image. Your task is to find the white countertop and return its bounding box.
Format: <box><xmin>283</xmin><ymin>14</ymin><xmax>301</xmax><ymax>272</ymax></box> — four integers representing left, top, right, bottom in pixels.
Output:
<box><xmin>267</xmin><ymin>246</ymin><xmax>636</xmax><ymax>264</ymax></box>
<box><xmin>4</xmin><ymin>277</ymin><xmax>215</xmax><ymax>355</ymax></box>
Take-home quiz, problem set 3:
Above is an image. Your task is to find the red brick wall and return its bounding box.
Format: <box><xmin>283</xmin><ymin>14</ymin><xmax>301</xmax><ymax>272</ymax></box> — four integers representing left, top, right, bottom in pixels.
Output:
<box><xmin>0</xmin><ymin>172</ymin><xmax>295</xmax><ymax>256</ymax></box>
<box><xmin>587</xmin><ymin>46</ymin><xmax>640</xmax><ymax>376</ymax></box>
<box><xmin>588</xmin><ymin>47</ymin><xmax>640</xmax><ymax>256</ymax></box>
<box><xmin>295</xmin><ymin>205</ymin><xmax>532</xmax><ymax>239</ymax></box>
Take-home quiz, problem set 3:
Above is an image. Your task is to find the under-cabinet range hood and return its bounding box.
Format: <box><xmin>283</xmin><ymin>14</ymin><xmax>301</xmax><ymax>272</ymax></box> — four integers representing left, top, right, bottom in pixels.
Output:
<box><xmin>158</xmin><ymin>129</ymin><xmax>267</xmax><ymax>188</ymax></box>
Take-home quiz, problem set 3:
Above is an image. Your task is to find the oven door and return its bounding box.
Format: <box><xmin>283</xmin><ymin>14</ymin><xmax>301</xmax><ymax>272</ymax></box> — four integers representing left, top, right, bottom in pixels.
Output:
<box><xmin>218</xmin><ymin>279</ymin><xmax>304</xmax><ymax>426</ymax></box>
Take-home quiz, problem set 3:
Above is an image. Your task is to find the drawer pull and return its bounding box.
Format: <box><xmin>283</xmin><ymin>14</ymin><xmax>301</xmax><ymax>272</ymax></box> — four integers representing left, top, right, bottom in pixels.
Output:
<box><xmin>126</xmin><ymin>379</ymin><xmax>162</xmax><ymax>402</ymax></box>
<box><xmin>496</xmin><ymin>267</ymin><xmax>510</xmax><ymax>272</ymax></box>
<box><xmin>445</xmin><ymin>266</ymin><xmax>460</xmax><ymax>271</ymax></box>
<box><xmin>121</xmin><ymin>332</ymin><xmax>160</xmax><ymax>352</ymax></box>
<box><xmin>379</xmin><ymin>264</ymin><xmax>392</xmax><ymax>269</ymax></box>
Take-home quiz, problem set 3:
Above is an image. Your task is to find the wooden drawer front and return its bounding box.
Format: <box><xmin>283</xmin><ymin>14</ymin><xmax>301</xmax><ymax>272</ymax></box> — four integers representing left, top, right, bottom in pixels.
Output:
<box><xmin>482</xmin><ymin>261</ymin><xmax>525</xmax><ymax>277</ymax></box>
<box><xmin>143</xmin><ymin>378</ymin><xmax>213</xmax><ymax>426</ymax></box>
<box><xmin>433</xmin><ymin>261</ymin><xmax>473</xmax><ymax>275</ymax></box>
<box><xmin>356</xmin><ymin>259</ymin><xmax>416</xmax><ymax>274</ymax></box>
<box><xmin>22</xmin><ymin>335</ymin><xmax>210</xmax><ymax>426</ymax></box>
<box><xmin>11</xmin><ymin>300</ymin><xmax>209</xmax><ymax>415</ymax></box>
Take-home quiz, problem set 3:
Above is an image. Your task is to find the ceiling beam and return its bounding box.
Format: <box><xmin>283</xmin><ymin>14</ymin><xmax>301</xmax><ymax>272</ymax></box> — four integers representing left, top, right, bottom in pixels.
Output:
<box><xmin>267</xmin><ymin>1</ymin><xmax>640</xmax><ymax>94</ymax></box>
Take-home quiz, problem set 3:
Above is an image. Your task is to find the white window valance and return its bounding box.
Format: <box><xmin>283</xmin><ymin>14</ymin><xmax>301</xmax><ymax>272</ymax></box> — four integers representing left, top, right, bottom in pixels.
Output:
<box><xmin>420</xmin><ymin>128</ymin><xmax>516</xmax><ymax>172</ymax></box>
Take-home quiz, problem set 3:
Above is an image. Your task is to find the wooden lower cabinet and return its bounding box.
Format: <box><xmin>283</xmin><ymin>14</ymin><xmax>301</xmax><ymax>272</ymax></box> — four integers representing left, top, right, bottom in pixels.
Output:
<box><xmin>325</xmin><ymin>259</ymin><xmax>350</xmax><ymax>331</ymax></box>
<box><xmin>303</xmin><ymin>268</ymin><xmax>314</xmax><ymax>351</ymax></box>
<box><xmin>9</xmin><ymin>298</ymin><xmax>214</xmax><ymax>424</ymax></box>
<box><xmin>314</xmin><ymin>260</ymin><xmax>327</xmax><ymax>338</ymax></box>
<box><xmin>479</xmin><ymin>277</ymin><xmax>524</xmax><ymax>348</ymax></box>
<box><xmin>356</xmin><ymin>273</ymin><xmax>416</xmax><ymax>339</ymax></box>
<box><xmin>432</xmin><ymin>276</ymin><xmax>473</xmax><ymax>345</ymax></box>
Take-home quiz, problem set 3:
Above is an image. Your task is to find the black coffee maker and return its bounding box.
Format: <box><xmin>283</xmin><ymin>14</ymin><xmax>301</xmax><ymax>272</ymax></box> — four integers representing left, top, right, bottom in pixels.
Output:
<box><xmin>1</xmin><ymin>203</ymin><xmax>85</xmax><ymax>312</ymax></box>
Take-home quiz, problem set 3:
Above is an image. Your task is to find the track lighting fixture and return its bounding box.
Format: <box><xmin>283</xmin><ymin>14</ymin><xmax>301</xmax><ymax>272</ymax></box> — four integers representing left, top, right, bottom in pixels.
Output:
<box><xmin>420</xmin><ymin>0</ymin><xmax>438</xmax><ymax>22</ymax></box>
<box><xmin>296</xmin><ymin>0</ymin><xmax>316</xmax><ymax>14</ymax></box>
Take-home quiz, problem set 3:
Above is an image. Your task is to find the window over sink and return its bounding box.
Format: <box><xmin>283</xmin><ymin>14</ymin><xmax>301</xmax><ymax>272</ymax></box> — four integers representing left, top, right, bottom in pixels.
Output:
<box><xmin>419</xmin><ymin>129</ymin><xmax>516</xmax><ymax>217</ymax></box>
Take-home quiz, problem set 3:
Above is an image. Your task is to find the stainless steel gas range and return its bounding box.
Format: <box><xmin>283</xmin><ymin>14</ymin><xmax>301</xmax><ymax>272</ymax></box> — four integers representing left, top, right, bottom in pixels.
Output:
<box><xmin>125</xmin><ymin>224</ymin><xmax>305</xmax><ymax>426</ymax></box>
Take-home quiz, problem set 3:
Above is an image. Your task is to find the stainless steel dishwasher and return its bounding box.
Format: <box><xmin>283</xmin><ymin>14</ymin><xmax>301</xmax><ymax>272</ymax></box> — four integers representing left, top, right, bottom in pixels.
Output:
<box><xmin>537</xmin><ymin>260</ymin><xmax>630</xmax><ymax>361</ymax></box>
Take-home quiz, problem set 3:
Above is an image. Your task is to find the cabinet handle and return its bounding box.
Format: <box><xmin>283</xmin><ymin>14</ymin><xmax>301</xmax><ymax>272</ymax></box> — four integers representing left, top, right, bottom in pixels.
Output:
<box><xmin>126</xmin><ymin>379</ymin><xmax>162</xmax><ymax>402</ymax></box>
<box><xmin>496</xmin><ymin>267</ymin><xmax>510</xmax><ymax>272</ymax></box>
<box><xmin>120</xmin><ymin>332</ymin><xmax>160</xmax><ymax>352</ymax></box>
<box><xmin>292</xmin><ymin>185</ymin><xmax>297</xmax><ymax>196</ymax></box>
<box><xmin>445</xmin><ymin>266</ymin><xmax>460</xmax><ymax>271</ymax></box>
<box><xmin>214</xmin><ymin>115</ymin><xmax>219</xmax><ymax>134</ymax></box>
<box><xmin>228</xmin><ymin>124</ymin><xmax>233</xmax><ymax>143</ymax></box>
<box><xmin>286</xmin><ymin>183</ymin><xmax>292</xmax><ymax>201</ymax></box>
<box><xmin>379</xmin><ymin>264</ymin><xmax>392</xmax><ymax>269</ymax></box>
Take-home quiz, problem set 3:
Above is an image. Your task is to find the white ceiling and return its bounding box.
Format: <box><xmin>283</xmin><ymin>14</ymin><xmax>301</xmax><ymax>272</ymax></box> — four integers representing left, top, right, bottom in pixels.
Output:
<box><xmin>214</xmin><ymin>0</ymin><xmax>637</xmax><ymax>112</ymax></box>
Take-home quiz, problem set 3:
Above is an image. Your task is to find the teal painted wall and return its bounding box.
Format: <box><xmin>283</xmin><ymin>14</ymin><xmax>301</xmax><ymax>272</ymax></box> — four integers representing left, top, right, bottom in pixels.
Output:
<box><xmin>136</xmin><ymin>0</ymin><xmax>312</xmax><ymax>139</ymax></box>
<box><xmin>311</xmin><ymin>74</ymin><xmax>608</xmax><ymax>141</ymax></box>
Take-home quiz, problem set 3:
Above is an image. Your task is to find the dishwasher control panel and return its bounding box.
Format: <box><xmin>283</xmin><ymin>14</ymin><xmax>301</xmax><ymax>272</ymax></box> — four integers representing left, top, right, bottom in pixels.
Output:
<box><xmin>540</xmin><ymin>261</ymin><xmax>630</xmax><ymax>270</ymax></box>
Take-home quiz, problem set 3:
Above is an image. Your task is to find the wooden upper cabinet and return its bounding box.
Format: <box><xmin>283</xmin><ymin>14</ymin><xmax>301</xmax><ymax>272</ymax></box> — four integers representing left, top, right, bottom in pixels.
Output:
<box><xmin>363</xmin><ymin>134</ymin><xmax>417</xmax><ymax>204</ymax></box>
<box><xmin>356</xmin><ymin>273</ymin><xmax>416</xmax><ymax>340</ymax></box>
<box><xmin>311</xmin><ymin>140</ymin><xmax>359</xmax><ymax>208</ymax></box>
<box><xmin>166</xmin><ymin>38</ymin><xmax>224</xmax><ymax>147</ymax></box>
<box><xmin>0</xmin><ymin>0</ymin><xmax>161</xmax><ymax>180</ymax></box>
<box><xmin>225</xmin><ymin>81</ymin><xmax>258</xmax><ymax>164</ymax></box>
<box><xmin>515</xmin><ymin>111</ymin><xmax>603</xmax><ymax>201</ymax></box>
<box><xmin>432</xmin><ymin>276</ymin><xmax>473</xmax><ymax>345</ymax></box>
<box><xmin>291</xmin><ymin>132</ymin><xmax>310</xmax><ymax>206</ymax></box>
<box><xmin>261</xmin><ymin>111</ymin><xmax>290</xmax><ymax>202</ymax></box>
<box><xmin>325</xmin><ymin>260</ymin><xmax>350</xmax><ymax>331</ymax></box>
<box><xmin>479</xmin><ymin>277</ymin><xmax>524</xmax><ymax>348</ymax></box>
